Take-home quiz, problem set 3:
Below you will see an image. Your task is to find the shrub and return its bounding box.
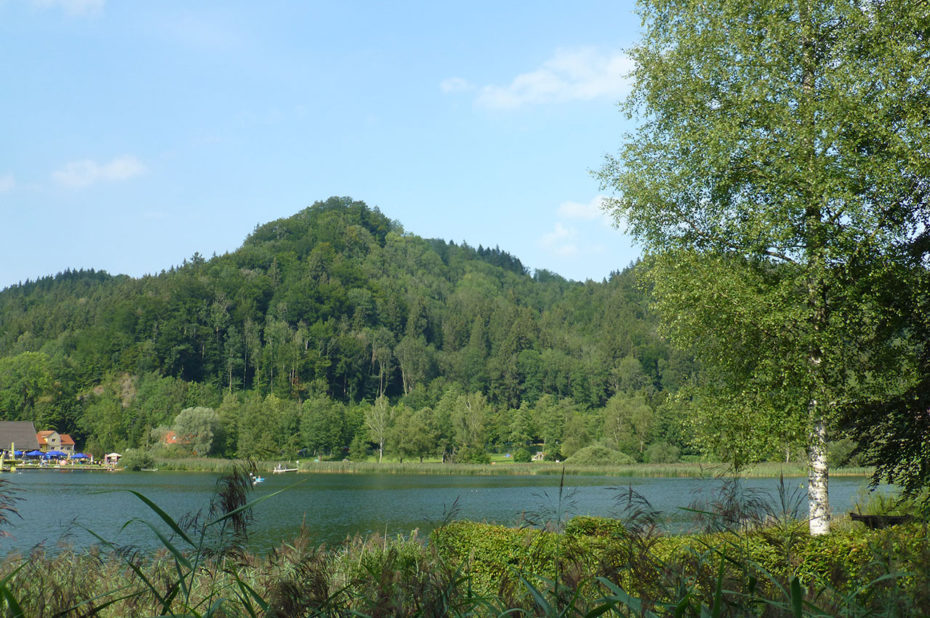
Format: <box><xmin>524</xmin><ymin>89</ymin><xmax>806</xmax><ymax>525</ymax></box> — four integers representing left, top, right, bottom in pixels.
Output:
<box><xmin>644</xmin><ymin>441</ymin><xmax>680</xmax><ymax>464</ymax></box>
<box><xmin>565</xmin><ymin>444</ymin><xmax>634</xmax><ymax>465</ymax></box>
<box><xmin>119</xmin><ymin>448</ymin><xmax>155</xmax><ymax>471</ymax></box>
<box><xmin>430</xmin><ymin>521</ymin><xmax>561</xmax><ymax>599</ymax></box>
<box><xmin>828</xmin><ymin>437</ymin><xmax>866</xmax><ymax>467</ymax></box>
<box><xmin>453</xmin><ymin>446</ymin><xmax>491</xmax><ymax>464</ymax></box>
<box><xmin>512</xmin><ymin>447</ymin><xmax>532</xmax><ymax>463</ymax></box>
<box><xmin>348</xmin><ymin>434</ymin><xmax>369</xmax><ymax>461</ymax></box>
<box><xmin>564</xmin><ymin>516</ymin><xmax>626</xmax><ymax>538</ymax></box>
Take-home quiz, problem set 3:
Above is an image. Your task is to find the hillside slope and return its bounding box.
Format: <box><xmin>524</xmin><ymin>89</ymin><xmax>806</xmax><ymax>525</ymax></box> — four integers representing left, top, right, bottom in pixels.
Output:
<box><xmin>0</xmin><ymin>197</ymin><xmax>691</xmax><ymax>457</ymax></box>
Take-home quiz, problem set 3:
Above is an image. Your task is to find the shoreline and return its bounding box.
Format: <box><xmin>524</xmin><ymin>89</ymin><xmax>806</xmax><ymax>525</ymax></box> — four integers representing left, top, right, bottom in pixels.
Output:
<box><xmin>149</xmin><ymin>458</ymin><xmax>876</xmax><ymax>479</ymax></box>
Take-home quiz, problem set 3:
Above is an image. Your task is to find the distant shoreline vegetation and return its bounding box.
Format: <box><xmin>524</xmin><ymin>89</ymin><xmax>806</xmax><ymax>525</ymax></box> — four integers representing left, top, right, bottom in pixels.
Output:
<box><xmin>146</xmin><ymin>457</ymin><xmax>875</xmax><ymax>478</ymax></box>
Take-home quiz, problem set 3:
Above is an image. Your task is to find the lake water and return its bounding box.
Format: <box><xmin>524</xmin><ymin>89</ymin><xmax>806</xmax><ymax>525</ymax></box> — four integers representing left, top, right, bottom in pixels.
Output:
<box><xmin>0</xmin><ymin>470</ymin><xmax>887</xmax><ymax>555</ymax></box>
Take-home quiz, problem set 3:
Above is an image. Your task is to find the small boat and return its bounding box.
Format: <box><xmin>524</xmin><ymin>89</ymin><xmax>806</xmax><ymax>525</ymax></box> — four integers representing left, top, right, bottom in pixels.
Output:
<box><xmin>272</xmin><ymin>464</ymin><xmax>299</xmax><ymax>474</ymax></box>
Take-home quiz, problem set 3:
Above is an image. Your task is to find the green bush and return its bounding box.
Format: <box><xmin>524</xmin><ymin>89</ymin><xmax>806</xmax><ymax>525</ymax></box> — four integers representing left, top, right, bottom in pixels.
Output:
<box><xmin>119</xmin><ymin>448</ymin><xmax>155</xmax><ymax>471</ymax></box>
<box><xmin>564</xmin><ymin>516</ymin><xmax>626</xmax><ymax>538</ymax></box>
<box><xmin>565</xmin><ymin>444</ymin><xmax>634</xmax><ymax>465</ymax></box>
<box><xmin>453</xmin><ymin>446</ymin><xmax>491</xmax><ymax>464</ymax></box>
<box><xmin>431</xmin><ymin>521</ymin><xmax>550</xmax><ymax>598</ymax></box>
<box><xmin>644</xmin><ymin>441</ymin><xmax>680</xmax><ymax>463</ymax></box>
<box><xmin>828</xmin><ymin>437</ymin><xmax>866</xmax><ymax>467</ymax></box>
<box><xmin>512</xmin><ymin>447</ymin><xmax>532</xmax><ymax>463</ymax></box>
<box><xmin>348</xmin><ymin>434</ymin><xmax>369</xmax><ymax>461</ymax></box>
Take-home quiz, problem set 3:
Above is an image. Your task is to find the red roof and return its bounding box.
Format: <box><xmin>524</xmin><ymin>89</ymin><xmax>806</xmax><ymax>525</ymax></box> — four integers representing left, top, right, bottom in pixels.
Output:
<box><xmin>36</xmin><ymin>430</ymin><xmax>55</xmax><ymax>445</ymax></box>
<box><xmin>60</xmin><ymin>434</ymin><xmax>75</xmax><ymax>446</ymax></box>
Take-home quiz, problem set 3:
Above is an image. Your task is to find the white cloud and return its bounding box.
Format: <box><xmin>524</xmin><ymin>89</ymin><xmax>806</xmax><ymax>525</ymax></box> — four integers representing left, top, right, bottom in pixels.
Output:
<box><xmin>539</xmin><ymin>195</ymin><xmax>620</xmax><ymax>261</ymax></box>
<box><xmin>475</xmin><ymin>47</ymin><xmax>633</xmax><ymax>109</ymax></box>
<box><xmin>440</xmin><ymin>77</ymin><xmax>473</xmax><ymax>93</ymax></box>
<box><xmin>53</xmin><ymin>155</ymin><xmax>146</xmax><ymax>189</ymax></box>
<box><xmin>0</xmin><ymin>174</ymin><xmax>14</xmax><ymax>193</ymax></box>
<box><xmin>557</xmin><ymin>195</ymin><xmax>611</xmax><ymax>223</ymax></box>
<box><xmin>540</xmin><ymin>222</ymin><xmax>579</xmax><ymax>256</ymax></box>
<box><xmin>31</xmin><ymin>0</ymin><xmax>104</xmax><ymax>15</ymax></box>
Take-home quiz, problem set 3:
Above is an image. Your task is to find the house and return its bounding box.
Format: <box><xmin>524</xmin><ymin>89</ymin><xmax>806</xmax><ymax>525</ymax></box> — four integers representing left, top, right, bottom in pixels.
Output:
<box><xmin>60</xmin><ymin>434</ymin><xmax>76</xmax><ymax>455</ymax></box>
<box><xmin>162</xmin><ymin>430</ymin><xmax>188</xmax><ymax>446</ymax></box>
<box><xmin>0</xmin><ymin>421</ymin><xmax>40</xmax><ymax>454</ymax></box>
<box><xmin>37</xmin><ymin>430</ymin><xmax>77</xmax><ymax>456</ymax></box>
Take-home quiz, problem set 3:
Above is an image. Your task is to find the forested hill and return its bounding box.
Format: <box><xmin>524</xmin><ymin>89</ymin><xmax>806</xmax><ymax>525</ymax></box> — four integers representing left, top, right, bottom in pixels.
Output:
<box><xmin>0</xmin><ymin>197</ymin><xmax>693</xmax><ymax>459</ymax></box>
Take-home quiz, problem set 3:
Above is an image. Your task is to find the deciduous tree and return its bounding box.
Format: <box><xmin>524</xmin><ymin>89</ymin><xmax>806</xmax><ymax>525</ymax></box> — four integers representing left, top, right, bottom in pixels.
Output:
<box><xmin>173</xmin><ymin>406</ymin><xmax>223</xmax><ymax>456</ymax></box>
<box><xmin>601</xmin><ymin>0</ymin><xmax>930</xmax><ymax>534</ymax></box>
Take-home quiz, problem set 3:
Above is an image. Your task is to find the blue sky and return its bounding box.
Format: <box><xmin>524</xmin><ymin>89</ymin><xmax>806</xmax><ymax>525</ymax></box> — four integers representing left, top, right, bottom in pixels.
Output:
<box><xmin>0</xmin><ymin>0</ymin><xmax>642</xmax><ymax>290</ymax></box>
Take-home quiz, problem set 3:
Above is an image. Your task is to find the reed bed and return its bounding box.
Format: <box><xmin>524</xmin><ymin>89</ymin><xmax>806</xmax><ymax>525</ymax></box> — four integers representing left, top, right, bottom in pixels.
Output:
<box><xmin>152</xmin><ymin>457</ymin><xmax>248</xmax><ymax>473</ymax></box>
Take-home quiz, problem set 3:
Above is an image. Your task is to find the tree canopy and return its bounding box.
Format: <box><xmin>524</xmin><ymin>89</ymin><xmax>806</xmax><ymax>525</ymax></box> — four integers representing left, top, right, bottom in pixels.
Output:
<box><xmin>0</xmin><ymin>197</ymin><xmax>692</xmax><ymax>465</ymax></box>
<box><xmin>600</xmin><ymin>0</ymin><xmax>930</xmax><ymax>532</ymax></box>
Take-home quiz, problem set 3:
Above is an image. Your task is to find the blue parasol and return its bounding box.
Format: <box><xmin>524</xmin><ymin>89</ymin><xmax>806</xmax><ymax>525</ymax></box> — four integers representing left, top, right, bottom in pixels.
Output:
<box><xmin>70</xmin><ymin>453</ymin><xmax>89</xmax><ymax>459</ymax></box>
<box><xmin>13</xmin><ymin>450</ymin><xmax>23</xmax><ymax>457</ymax></box>
<box><xmin>45</xmin><ymin>450</ymin><xmax>67</xmax><ymax>458</ymax></box>
<box><xmin>25</xmin><ymin>450</ymin><xmax>43</xmax><ymax>457</ymax></box>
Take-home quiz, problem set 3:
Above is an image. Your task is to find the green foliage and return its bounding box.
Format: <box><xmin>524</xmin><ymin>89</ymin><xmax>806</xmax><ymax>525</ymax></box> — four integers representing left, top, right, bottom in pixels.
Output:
<box><xmin>512</xmin><ymin>447</ymin><xmax>532</xmax><ymax>463</ymax></box>
<box><xmin>0</xmin><ymin>197</ymin><xmax>687</xmax><ymax>461</ymax></box>
<box><xmin>390</xmin><ymin>404</ymin><xmax>439</xmax><ymax>462</ymax></box>
<box><xmin>601</xmin><ymin>393</ymin><xmax>653</xmax><ymax>461</ymax></box>
<box><xmin>452</xmin><ymin>446</ymin><xmax>491</xmax><ymax>464</ymax></box>
<box><xmin>828</xmin><ymin>438</ymin><xmax>865</xmax><ymax>468</ymax></box>
<box><xmin>172</xmin><ymin>406</ymin><xmax>223</xmax><ymax>456</ymax></box>
<box><xmin>431</xmin><ymin>517</ymin><xmax>930</xmax><ymax>615</ymax></box>
<box><xmin>348</xmin><ymin>433</ymin><xmax>369</xmax><ymax>461</ymax></box>
<box><xmin>234</xmin><ymin>393</ymin><xmax>300</xmax><ymax>459</ymax></box>
<box><xmin>644</xmin><ymin>441</ymin><xmax>680</xmax><ymax>464</ymax></box>
<box><xmin>430</xmin><ymin>521</ymin><xmax>561</xmax><ymax>599</ymax></box>
<box><xmin>119</xmin><ymin>448</ymin><xmax>155</xmax><ymax>471</ymax></box>
<box><xmin>563</xmin><ymin>516</ymin><xmax>626</xmax><ymax>538</ymax></box>
<box><xmin>0</xmin><ymin>351</ymin><xmax>53</xmax><ymax>423</ymax></box>
<box><xmin>565</xmin><ymin>444</ymin><xmax>635</xmax><ymax>466</ymax></box>
<box><xmin>599</xmin><ymin>0</ymin><xmax>930</xmax><ymax>517</ymax></box>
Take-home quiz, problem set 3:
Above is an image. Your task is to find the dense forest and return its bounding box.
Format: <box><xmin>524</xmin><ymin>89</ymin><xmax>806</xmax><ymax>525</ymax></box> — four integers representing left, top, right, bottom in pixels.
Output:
<box><xmin>1</xmin><ymin>197</ymin><xmax>706</xmax><ymax>462</ymax></box>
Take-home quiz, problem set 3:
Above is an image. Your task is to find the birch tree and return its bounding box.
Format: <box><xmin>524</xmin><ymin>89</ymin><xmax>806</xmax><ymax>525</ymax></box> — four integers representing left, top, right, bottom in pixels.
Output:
<box><xmin>365</xmin><ymin>395</ymin><xmax>393</xmax><ymax>462</ymax></box>
<box><xmin>600</xmin><ymin>0</ymin><xmax>930</xmax><ymax>534</ymax></box>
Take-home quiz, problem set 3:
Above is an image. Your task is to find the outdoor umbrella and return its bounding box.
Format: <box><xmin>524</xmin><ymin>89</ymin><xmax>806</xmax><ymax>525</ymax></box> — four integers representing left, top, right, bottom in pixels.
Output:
<box><xmin>70</xmin><ymin>453</ymin><xmax>89</xmax><ymax>459</ymax></box>
<box><xmin>25</xmin><ymin>450</ymin><xmax>43</xmax><ymax>457</ymax></box>
<box><xmin>13</xmin><ymin>451</ymin><xmax>22</xmax><ymax>457</ymax></box>
<box><xmin>45</xmin><ymin>450</ymin><xmax>67</xmax><ymax>458</ymax></box>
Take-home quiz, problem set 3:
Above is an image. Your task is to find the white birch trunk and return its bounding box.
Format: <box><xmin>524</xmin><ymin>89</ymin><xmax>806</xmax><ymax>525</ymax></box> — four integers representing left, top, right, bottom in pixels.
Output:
<box><xmin>808</xmin><ymin>417</ymin><xmax>830</xmax><ymax>535</ymax></box>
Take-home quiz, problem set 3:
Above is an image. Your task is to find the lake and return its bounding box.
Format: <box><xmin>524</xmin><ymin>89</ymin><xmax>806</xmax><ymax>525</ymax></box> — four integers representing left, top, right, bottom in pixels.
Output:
<box><xmin>0</xmin><ymin>470</ymin><xmax>887</xmax><ymax>555</ymax></box>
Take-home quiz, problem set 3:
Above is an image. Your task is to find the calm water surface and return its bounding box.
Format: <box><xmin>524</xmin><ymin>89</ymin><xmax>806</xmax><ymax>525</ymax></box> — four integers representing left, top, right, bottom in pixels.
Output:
<box><xmin>0</xmin><ymin>470</ymin><xmax>886</xmax><ymax>555</ymax></box>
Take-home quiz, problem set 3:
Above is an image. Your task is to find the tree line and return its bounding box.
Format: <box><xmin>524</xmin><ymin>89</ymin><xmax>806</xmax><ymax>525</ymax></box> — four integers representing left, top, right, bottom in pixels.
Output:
<box><xmin>0</xmin><ymin>197</ymin><xmax>702</xmax><ymax>463</ymax></box>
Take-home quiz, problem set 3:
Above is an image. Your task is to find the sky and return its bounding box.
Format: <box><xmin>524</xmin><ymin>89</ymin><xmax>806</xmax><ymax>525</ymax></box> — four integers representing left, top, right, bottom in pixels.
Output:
<box><xmin>0</xmin><ymin>0</ymin><xmax>643</xmax><ymax>291</ymax></box>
